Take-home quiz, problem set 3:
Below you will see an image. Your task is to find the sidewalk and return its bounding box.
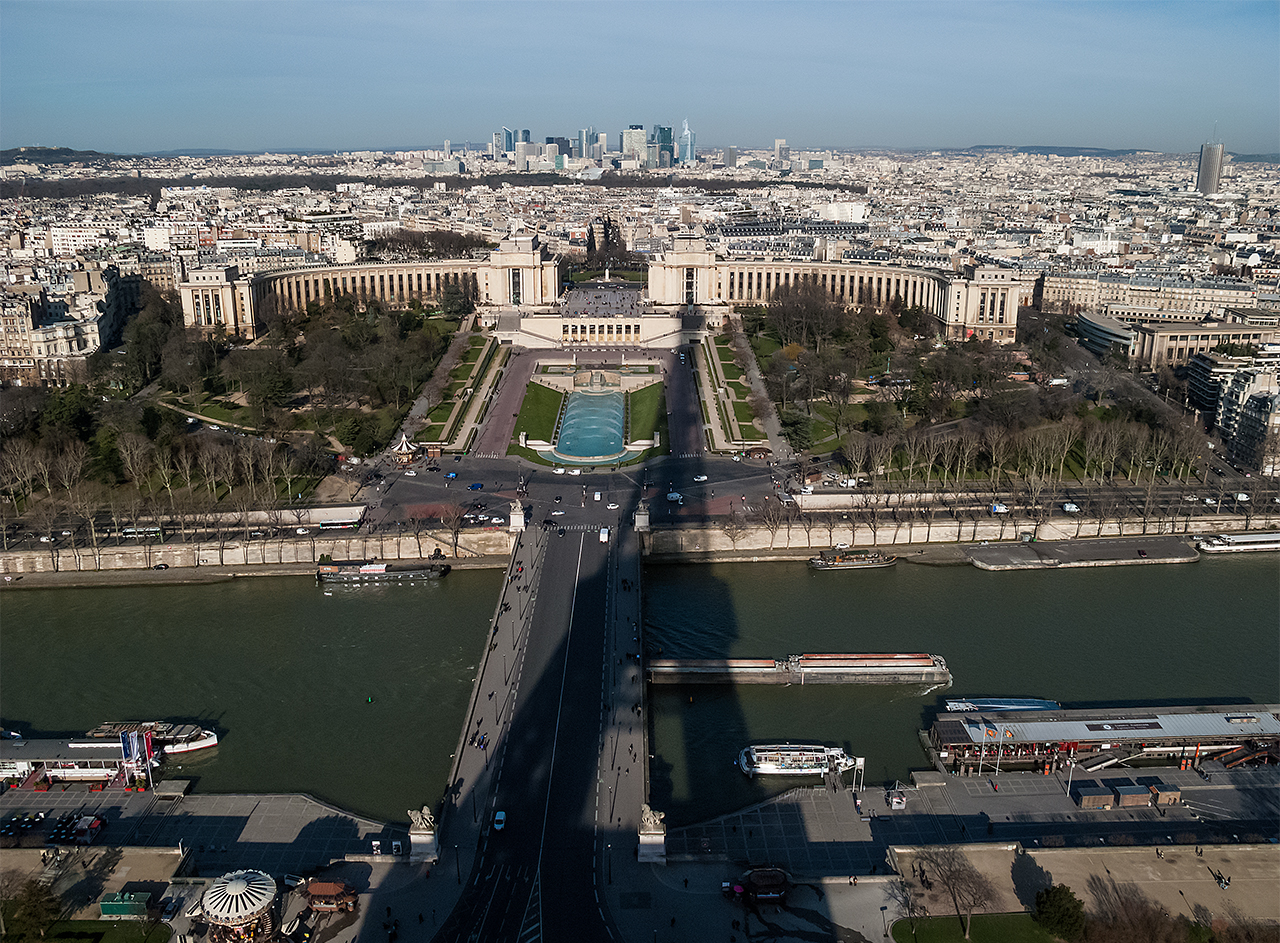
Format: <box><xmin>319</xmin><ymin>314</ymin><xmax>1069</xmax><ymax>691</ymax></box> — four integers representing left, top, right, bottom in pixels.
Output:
<box><xmin>424</xmin><ymin>526</ymin><xmax>546</xmax><ymax>926</ymax></box>
<box><xmin>729</xmin><ymin>316</ymin><xmax>794</xmax><ymax>463</ymax></box>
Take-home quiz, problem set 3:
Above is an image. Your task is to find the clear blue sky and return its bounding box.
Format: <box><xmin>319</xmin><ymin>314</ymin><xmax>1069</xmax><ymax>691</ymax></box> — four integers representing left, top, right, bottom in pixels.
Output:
<box><xmin>2</xmin><ymin>1</ymin><xmax>1277</xmax><ymax>155</ymax></box>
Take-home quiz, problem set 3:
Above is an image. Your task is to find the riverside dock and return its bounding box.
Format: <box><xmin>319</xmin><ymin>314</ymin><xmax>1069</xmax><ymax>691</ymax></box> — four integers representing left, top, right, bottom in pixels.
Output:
<box><xmin>647</xmin><ymin>652</ymin><xmax>950</xmax><ymax>685</ymax></box>
<box><xmin>967</xmin><ymin>534</ymin><xmax>1199</xmax><ymax>570</ymax></box>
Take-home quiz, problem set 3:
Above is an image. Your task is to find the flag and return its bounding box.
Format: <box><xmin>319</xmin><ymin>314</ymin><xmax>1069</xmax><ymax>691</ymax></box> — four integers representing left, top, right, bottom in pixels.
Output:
<box><xmin>121</xmin><ymin>731</ymin><xmax>134</xmax><ymax>763</ymax></box>
<box><xmin>144</xmin><ymin>731</ymin><xmax>154</xmax><ymax>763</ymax></box>
<box><xmin>130</xmin><ymin>731</ymin><xmax>140</xmax><ymax>765</ymax></box>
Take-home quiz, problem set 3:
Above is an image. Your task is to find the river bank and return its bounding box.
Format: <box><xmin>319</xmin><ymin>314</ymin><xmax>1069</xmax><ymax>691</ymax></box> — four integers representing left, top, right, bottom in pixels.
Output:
<box><xmin>0</xmin><ymin>556</ymin><xmax>509</xmax><ymax>590</ymax></box>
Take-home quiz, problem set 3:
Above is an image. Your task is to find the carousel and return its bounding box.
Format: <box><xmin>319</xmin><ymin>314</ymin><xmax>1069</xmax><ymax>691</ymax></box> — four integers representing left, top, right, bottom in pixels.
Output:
<box><xmin>200</xmin><ymin>869</ymin><xmax>278</xmax><ymax>942</ymax></box>
<box><xmin>390</xmin><ymin>432</ymin><xmax>418</xmax><ymax>466</ymax></box>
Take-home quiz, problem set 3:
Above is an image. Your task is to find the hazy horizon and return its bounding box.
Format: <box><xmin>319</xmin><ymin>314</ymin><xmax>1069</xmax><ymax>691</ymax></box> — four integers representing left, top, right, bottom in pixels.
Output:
<box><xmin>2</xmin><ymin>1</ymin><xmax>1277</xmax><ymax>156</ymax></box>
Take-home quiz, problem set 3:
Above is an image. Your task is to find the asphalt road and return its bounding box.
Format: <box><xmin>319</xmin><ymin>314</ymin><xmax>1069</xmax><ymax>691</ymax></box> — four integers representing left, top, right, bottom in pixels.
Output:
<box><xmin>435</xmin><ymin>527</ymin><xmax>616</xmax><ymax>942</ymax></box>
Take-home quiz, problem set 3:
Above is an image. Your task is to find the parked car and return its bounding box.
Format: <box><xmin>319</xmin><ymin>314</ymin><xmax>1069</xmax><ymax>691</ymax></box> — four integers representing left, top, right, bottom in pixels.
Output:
<box><xmin>445</xmin><ymin>472</ymin><xmax>457</xmax><ymax>479</ymax></box>
<box><xmin>1062</xmin><ymin>502</ymin><xmax>1080</xmax><ymax>513</ymax></box>
<box><xmin>1234</xmin><ymin>493</ymin><xmax>1250</xmax><ymax>502</ymax></box>
<box><xmin>468</xmin><ymin>483</ymin><xmax>484</xmax><ymax>491</ymax></box>
<box><xmin>990</xmin><ymin>503</ymin><xmax>1010</xmax><ymax>514</ymax></box>
<box><xmin>606</xmin><ymin>503</ymin><xmax>619</xmax><ymax>510</ymax></box>
<box><xmin>152</xmin><ymin>563</ymin><xmax>169</xmax><ymax>570</ymax></box>
<box><xmin>553</xmin><ymin>467</ymin><xmax>566</xmax><ymax>475</ymax></box>
<box><xmin>404</xmin><ymin>469</ymin><xmax>417</xmax><ymax>476</ymax></box>
<box><xmin>693</xmin><ymin>474</ymin><xmax>708</xmax><ymax>482</ymax></box>
<box><xmin>568</xmin><ymin>469</ymin><xmax>581</xmax><ymax>476</ymax></box>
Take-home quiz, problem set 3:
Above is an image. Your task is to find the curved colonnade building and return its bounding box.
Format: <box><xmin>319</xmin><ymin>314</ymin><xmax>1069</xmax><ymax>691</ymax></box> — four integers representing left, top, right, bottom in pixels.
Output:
<box><xmin>180</xmin><ymin>233</ymin><xmax>1028</xmax><ymax>349</ymax></box>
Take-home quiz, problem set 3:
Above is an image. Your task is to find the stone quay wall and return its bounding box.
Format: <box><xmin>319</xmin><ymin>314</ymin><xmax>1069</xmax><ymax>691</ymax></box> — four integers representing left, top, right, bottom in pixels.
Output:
<box><xmin>0</xmin><ymin>528</ymin><xmax>516</xmax><ymax>575</ymax></box>
<box><xmin>643</xmin><ymin>513</ymin><xmax>1260</xmax><ymax>557</ymax></box>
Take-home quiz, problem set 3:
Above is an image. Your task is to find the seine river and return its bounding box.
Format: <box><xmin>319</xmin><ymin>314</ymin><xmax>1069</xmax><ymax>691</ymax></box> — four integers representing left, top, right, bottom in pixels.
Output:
<box><xmin>1</xmin><ymin>556</ymin><xmax>1275</xmax><ymax>827</ymax></box>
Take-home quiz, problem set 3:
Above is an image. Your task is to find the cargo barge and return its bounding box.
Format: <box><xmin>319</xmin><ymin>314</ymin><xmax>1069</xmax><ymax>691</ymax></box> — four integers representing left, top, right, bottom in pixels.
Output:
<box><xmin>648</xmin><ymin>652</ymin><xmax>950</xmax><ymax>686</ymax></box>
<box><xmin>317</xmin><ymin>561</ymin><xmax>451</xmax><ymax>582</ymax></box>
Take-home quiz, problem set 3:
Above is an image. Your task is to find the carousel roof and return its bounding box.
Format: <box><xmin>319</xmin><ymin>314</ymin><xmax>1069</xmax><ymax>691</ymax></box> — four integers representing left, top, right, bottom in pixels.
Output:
<box><xmin>201</xmin><ymin>870</ymin><xmax>277</xmax><ymax>926</ymax></box>
<box><xmin>391</xmin><ymin>432</ymin><xmax>415</xmax><ymax>454</ymax></box>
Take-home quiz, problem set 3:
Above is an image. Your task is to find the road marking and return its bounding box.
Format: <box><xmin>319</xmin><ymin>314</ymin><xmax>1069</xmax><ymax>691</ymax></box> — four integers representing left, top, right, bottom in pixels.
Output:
<box><xmin>535</xmin><ymin>532</ymin><xmax>586</xmax><ymax>871</ymax></box>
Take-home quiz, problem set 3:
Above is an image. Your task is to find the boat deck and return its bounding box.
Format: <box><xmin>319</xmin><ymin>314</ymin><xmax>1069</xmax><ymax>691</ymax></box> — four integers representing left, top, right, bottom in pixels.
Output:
<box><xmin>648</xmin><ymin>653</ymin><xmax>950</xmax><ymax>685</ymax></box>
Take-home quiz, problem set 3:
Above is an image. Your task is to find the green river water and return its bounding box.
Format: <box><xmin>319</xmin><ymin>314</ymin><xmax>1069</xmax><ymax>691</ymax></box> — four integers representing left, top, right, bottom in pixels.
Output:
<box><xmin>1</xmin><ymin>556</ymin><xmax>1275</xmax><ymax>826</ymax></box>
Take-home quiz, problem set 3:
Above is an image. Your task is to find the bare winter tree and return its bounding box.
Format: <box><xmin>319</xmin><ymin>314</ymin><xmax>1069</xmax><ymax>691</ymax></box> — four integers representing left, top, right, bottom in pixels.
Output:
<box><xmin>886</xmin><ymin>876</ymin><xmax>928</xmax><ymax>941</ymax></box>
<box><xmin>53</xmin><ymin>440</ymin><xmax>89</xmax><ymax>502</ymax></box>
<box><xmin>440</xmin><ymin>504</ymin><xmax>467</xmax><ymax>557</ymax></box>
<box><xmin>917</xmin><ymin>846</ymin><xmax>997</xmax><ymax>940</ymax></box>
<box><xmin>759</xmin><ymin>498</ymin><xmax>784</xmax><ymax>549</ymax></box>
<box><xmin>117</xmin><ymin>432</ymin><xmax>154</xmax><ymax>492</ymax></box>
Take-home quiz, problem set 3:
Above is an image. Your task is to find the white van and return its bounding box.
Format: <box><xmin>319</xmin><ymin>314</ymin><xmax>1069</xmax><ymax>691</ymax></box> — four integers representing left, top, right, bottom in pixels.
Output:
<box><xmin>594</xmin><ymin>491</ymin><xmax>601</xmax><ymax>502</ymax></box>
<box><xmin>599</xmin><ymin>527</ymin><xmax>609</xmax><ymax>543</ymax></box>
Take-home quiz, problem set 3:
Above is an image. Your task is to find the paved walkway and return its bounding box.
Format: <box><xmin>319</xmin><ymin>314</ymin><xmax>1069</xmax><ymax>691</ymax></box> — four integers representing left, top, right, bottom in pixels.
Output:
<box><xmin>470</xmin><ymin>348</ymin><xmax>539</xmax><ymax>456</ymax></box>
<box><xmin>396</xmin><ymin>314</ymin><xmax>477</xmax><ymax>441</ymax></box>
<box><xmin>729</xmin><ymin>316</ymin><xmax>794</xmax><ymax>463</ymax></box>
<box><xmin>664</xmin><ymin>764</ymin><xmax>1279</xmax><ymax>879</ymax></box>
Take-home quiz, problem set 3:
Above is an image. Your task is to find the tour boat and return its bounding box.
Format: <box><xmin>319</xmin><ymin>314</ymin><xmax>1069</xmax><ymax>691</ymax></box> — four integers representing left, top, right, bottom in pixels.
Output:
<box><xmin>1195</xmin><ymin>532</ymin><xmax>1280</xmax><ymax>554</ymax></box>
<box><xmin>316</xmin><ymin>562</ymin><xmax>451</xmax><ymax>582</ymax></box>
<box><xmin>945</xmin><ymin>698</ymin><xmax>1061</xmax><ymax>713</ymax></box>
<box><xmin>807</xmin><ymin>550</ymin><xmax>897</xmax><ymax>570</ymax></box>
<box><xmin>163</xmin><ymin>730</ymin><xmax>219</xmax><ymax>754</ymax></box>
<box><xmin>737</xmin><ymin>743</ymin><xmax>858</xmax><ymax>778</ymax></box>
<box><xmin>85</xmin><ymin>721</ymin><xmax>219</xmax><ymax>753</ymax></box>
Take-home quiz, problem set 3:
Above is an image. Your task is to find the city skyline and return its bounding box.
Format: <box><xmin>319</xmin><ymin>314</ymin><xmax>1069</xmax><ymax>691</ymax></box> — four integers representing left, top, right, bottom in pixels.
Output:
<box><xmin>1</xmin><ymin>1</ymin><xmax>1277</xmax><ymax>157</ymax></box>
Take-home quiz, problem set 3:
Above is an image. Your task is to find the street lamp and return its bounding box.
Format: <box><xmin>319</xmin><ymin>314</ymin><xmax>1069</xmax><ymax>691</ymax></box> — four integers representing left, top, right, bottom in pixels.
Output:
<box><xmin>454</xmin><ymin>843</ymin><xmax>460</xmax><ymax>884</ymax></box>
<box><xmin>607</xmin><ymin>843</ymin><xmax>612</xmax><ymax>884</ymax></box>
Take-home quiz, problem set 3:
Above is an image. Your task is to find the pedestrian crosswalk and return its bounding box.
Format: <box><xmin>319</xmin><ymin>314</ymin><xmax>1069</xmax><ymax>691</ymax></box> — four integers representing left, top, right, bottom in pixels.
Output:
<box><xmin>675</xmin><ymin>451</ymin><xmax>704</xmax><ymax>458</ymax></box>
<box><xmin>517</xmin><ymin>869</ymin><xmax>543</xmax><ymax>943</ymax></box>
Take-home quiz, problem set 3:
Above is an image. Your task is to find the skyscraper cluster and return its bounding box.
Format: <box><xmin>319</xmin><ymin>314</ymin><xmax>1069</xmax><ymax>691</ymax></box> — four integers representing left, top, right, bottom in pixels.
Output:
<box><xmin>489</xmin><ymin>120</ymin><xmax>697</xmax><ymax>168</ymax></box>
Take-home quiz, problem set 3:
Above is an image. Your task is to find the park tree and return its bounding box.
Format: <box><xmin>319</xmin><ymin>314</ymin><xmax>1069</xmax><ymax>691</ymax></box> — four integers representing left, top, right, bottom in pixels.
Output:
<box><xmin>6</xmin><ymin>878</ymin><xmax>62</xmax><ymax>940</ymax></box>
<box><xmin>767</xmin><ymin>280</ymin><xmax>846</xmax><ymax>353</ymax></box>
<box><xmin>440</xmin><ymin>503</ymin><xmax>467</xmax><ymax>557</ymax></box>
<box><xmin>1033</xmin><ymin>883</ymin><xmax>1085</xmax><ymax>941</ymax></box>
<box><xmin>917</xmin><ymin>845</ymin><xmax>997</xmax><ymax>940</ymax></box>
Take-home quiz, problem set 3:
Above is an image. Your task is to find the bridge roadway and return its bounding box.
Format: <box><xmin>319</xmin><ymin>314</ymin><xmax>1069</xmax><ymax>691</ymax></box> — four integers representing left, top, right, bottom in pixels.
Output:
<box><xmin>434</xmin><ymin>515</ymin><xmax>644</xmax><ymax>942</ymax></box>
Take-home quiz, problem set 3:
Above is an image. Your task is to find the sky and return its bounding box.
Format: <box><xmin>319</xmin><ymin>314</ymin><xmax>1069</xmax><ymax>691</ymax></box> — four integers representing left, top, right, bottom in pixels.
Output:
<box><xmin>1</xmin><ymin>1</ymin><xmax>1277</xmax><ymax>156</ymax></box>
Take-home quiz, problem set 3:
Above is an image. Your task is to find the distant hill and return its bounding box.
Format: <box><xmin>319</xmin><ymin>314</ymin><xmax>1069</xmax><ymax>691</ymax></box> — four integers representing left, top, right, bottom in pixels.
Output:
<box><xmin>1229</xmin><ymin>153</ymin><xmax>1280</xmax><ymax>164</ymax></box>
<box><xmin>1</xmin><ymin>146</ymin><xmax>117</xmax><ymax>165</ymax></box>
<box><xmin>962</xmin><ymin>145</ymin><xmax>1155</xmax><ymax>158</ymax></box>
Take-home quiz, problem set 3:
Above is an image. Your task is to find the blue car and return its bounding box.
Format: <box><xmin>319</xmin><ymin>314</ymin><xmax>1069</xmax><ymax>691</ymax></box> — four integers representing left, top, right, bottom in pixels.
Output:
<box><xmin>468</xmin><ymin>483</ymin><xmax>484</xmax><ymax>491</ymax></box>
<box><xmin>444</xmin><ymin>472</ymin><xmax>457</xmax><ymax>479</ymax></box>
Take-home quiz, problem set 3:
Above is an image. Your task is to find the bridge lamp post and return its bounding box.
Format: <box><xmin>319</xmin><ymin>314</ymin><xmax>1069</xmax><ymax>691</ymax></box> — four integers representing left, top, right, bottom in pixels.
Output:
<box><xmin>454</xmin><ymin>844</ymin><xmax>460</xmax><ymax>884</ymax></box>
<box><xmin>607</xmin><ymin>843</ymin><xmax>612</xmax><ymax>884</ymax></box>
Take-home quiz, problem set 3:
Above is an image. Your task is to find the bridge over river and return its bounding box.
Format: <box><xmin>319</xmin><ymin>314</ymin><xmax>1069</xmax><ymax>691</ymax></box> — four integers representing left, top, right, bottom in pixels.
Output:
<box><xmin>432</xmin><ymin>517</ymin><xmax>646</xmax><ymax>942</ymax></box>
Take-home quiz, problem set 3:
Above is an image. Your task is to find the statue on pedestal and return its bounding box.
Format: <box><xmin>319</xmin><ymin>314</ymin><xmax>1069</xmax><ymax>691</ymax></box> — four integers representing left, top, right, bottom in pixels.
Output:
<box><xmin>408</xmin><ymin>806</ymin><xmax>435</xmax><ymax>832</ymax></box>
<box><xmin>640</xmin><ymin>803</ymin><xmax>665</xmax><ymax>833</ymax></box>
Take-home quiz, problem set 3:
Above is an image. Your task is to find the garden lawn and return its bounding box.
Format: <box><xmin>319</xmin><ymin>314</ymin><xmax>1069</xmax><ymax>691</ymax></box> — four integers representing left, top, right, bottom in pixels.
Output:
<box><xmin>38</xmin><ymin>919</ymin><xmax>171</xmax><ymax>943</ymax></box>
<box><xmin>891</xmin><ymin>912</ymin><xmax>1059</xmax><ymax>943</ymax></box>
<box><xmin>732</xmin><ymin>400</ymin><xmax>757</xmax><ymax>424</ymax></box>
<box><xmin>511</xmin><ymin>381</ymin><xmax>563</xmax><ymax>442</ymax></box>
<box><xmin>628</xmin><ymin>383</ymin><xmax>665</xmax><ymax>441</ymax></box>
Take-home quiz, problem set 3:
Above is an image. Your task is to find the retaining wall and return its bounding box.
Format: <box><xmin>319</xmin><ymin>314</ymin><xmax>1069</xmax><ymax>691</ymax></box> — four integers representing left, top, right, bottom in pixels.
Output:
<box><xmin>0</xmin><ymin>528</ymin><xmax>517</xmax><ymax>575</ymax></box>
